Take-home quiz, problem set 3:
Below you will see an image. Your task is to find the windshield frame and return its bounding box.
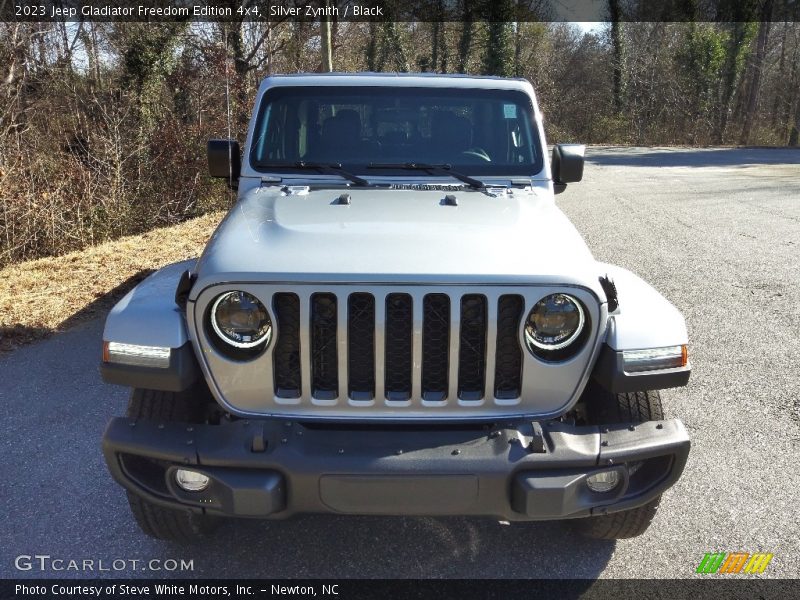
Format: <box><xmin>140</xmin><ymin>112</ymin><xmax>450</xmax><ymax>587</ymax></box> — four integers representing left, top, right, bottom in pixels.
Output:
<box><xmin>247</xmin><ymin>85</ymin><xmax>545</xmax><ymax>179</ymax></box>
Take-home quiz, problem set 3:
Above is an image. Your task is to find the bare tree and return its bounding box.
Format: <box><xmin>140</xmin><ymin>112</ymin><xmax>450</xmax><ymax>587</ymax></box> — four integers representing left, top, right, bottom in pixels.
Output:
<box><xmin>608</xmin><ymin>0</ymin><xmax>624</xmax><ymax>111</ymax></box>
<box><xmin>321</xmin><ymin>12</ymin><xmax>333</xmax><ymax>72</ymax></box>
<box><xmin>740</xmin><ymin>1</ymin><xmax>773</xmax><ymax>145</ymax></box>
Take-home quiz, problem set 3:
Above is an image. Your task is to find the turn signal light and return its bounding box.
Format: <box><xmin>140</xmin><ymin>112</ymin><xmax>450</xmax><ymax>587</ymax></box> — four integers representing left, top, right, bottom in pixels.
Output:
<box><xmin>622</xmin><ymin>345</ymin><xmax>688</xmax><ymax>373</ymax></box>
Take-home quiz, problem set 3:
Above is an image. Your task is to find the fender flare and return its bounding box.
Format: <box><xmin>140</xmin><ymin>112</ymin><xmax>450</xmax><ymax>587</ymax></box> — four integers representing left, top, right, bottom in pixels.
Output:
<box><xmin>593</xmin><ymin>263</ymin><xmax>691</xmax><ymax>393</ymax></box>
<box><xmin>101</xmin><ymin>260</ymin><xmax>200</xmax><ymax>391</ymax></box>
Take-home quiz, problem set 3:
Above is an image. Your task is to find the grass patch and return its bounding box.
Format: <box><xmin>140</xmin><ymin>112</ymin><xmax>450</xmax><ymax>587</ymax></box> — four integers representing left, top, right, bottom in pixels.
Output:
<box><xmin>0</xmin><ymin>212</ymin><xmax>223</xmax><ymax>353</ymax></box>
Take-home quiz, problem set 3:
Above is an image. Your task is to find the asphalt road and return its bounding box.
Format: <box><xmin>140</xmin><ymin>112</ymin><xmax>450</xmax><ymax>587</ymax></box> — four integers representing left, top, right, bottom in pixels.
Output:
<box><xmin>1</xmin><ymin>147</ymin><xmax>798</xmax><ymax>580</ymax></box>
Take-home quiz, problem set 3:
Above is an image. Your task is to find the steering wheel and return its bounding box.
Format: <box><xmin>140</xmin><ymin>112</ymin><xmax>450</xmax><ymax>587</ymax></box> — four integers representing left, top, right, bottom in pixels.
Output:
<box><xmin>460</xmin><ymin>147</ymin><xmax>492</xmax><ymax>162</ymax></box>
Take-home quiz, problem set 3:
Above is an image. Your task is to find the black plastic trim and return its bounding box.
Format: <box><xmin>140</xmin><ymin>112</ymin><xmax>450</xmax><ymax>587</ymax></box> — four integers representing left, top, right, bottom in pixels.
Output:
<box><xmin>592</xmin><ymin>344</ymin><xmax>691</xmax><ymax>393</ymax></box>
<box><xmin>103</xmin><ymin>415</ymin><xmax>690</xmax><ymax>520</ymax></box>
<box><xmin>598</xmin><ymin>275</ymin><xmax>619</xmax><ymax>312</ymax></box>
<box><xmin>174</xmin><ymin>270</ymin><xmax>195</xmax><ymax>309</ymax></box>
<box><xmin>100</xmin><ymin>342</ymin><xmax>199</xmax><ymax>392</ymax></box>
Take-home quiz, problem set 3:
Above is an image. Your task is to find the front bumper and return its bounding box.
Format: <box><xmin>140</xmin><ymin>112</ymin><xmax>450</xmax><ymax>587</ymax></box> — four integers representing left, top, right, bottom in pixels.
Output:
<box><xmin>102</xmin><ymin>417</ymin><xmax>690</xmax><ymax>521</ymax></box>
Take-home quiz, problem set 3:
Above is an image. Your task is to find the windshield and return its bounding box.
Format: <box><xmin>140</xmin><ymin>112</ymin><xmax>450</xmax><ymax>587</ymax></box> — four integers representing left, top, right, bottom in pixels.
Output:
<box><xmin>250</xmin><ymin>85</ymin><xmax>543</xmax><ymax>177</ymax></box>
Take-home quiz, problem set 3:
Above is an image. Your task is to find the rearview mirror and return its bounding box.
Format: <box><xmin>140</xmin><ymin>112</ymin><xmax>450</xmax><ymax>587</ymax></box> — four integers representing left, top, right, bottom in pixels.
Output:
<box><xmin>208</xmin><ymin>139</ymin><xmax>241</xmax><ymax>188</ymax></box>
<box><xmin>552</xmin><ymin>144</ymin><xmax>585</xmax><ymax>194</ymax></box>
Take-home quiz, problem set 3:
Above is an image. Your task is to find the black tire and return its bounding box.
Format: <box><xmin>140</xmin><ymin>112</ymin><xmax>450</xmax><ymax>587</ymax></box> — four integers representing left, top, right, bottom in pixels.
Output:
<box><xmin>575</xmin><ymin>386</ymin><xmax>664</xmax><ymax>540</ymax></box>
<box><xmin>124</xmin><ymin>387</ymin><xmax>219</xmax><ymax>543</ymax></box>
<box><xmin>576</xmin><ymin>495</ymin><xmax>661</xmax><ymax>540</ymax></box>
<box><xmin>586</xmin><ymin>385</ymin><xmax>664</xmax><ymax>425</ymax></box>
<box><xmin>126</xmin><ymin>491</ymin><xmax>219</xmax><ymax>543</ymax></box>
<box><xmin>125</xmin><ymin>387</ymin><xmax>207</xmax><ymax>422</ymax></box>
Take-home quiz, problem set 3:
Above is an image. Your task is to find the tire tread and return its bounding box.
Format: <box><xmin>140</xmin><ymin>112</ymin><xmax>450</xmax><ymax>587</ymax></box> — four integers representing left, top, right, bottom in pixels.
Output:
<box><xmin>576</xmin><ymin>386</ymin><xmax>665</xmax><ymax>539</ymax></box>
<box><xmin>123</xmin><ymin>387</ymin><xmax>217</xmax><ymax>543</ymax></box>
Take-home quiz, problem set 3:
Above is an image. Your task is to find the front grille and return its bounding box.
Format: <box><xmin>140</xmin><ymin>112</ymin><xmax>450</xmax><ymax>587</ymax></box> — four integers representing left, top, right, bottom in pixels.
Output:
<box><xmin>384</xmin><ymin>293</ymin><xmax>413</xmax><ymax>400</ymax></box>
<box><xmin>310</xmin><ymin>293</ymin><xmax>338</xmax><ymax>399</ymax></box>
<box><xmin>348</xmin><ymin>293</ymin><xmax>375</xmax><ymax>400</ymax></box>
<box><xmin>270</xmin><ymin>289</ymin><xmax>528</xmax><ymax>405</ymax></box>
<box><xmin>272</xmin><ymin>293</ymin><xmax>301</xmax><ymax>398</ymax></box>
<box><xmin>458</xmin><ymin>295</ymin><xmax>488</xmax><ymax>400</ymax></box>
<box><xmin>494</xmin><ymin>295</ymin><xmax>524</xmax><ymax>399</ymax></box>
<box><xmin>421</xmin><ymin>294</ymin><xmax>450</xmax><ymax>401</ymax></box>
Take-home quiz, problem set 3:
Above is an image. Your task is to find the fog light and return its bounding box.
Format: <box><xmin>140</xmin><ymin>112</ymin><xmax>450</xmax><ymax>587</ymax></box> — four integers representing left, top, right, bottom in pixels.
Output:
<box><xmin>586</xmin><ymin>470</ymin><xmax>620</xmax><ymax>493</ymax></box>
<box><xmin>175</xmin><ymin>469</ymin><xmax>210</xmax><ymax>492</ymax></box>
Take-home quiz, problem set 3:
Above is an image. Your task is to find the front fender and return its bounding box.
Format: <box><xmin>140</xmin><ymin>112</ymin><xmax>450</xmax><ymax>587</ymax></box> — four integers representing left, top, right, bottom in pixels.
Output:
<box><xmin>592</xmin><ymin>263</ymin><xmax>690</xmax><ymax>393</ymax></box>
<box><xmin>101</xmin><ymin>260</ymin><xmax>200</xmax><ymax>391</ymax></box>
<box><xmin>599</xmin><ymin>263</ymin><xmax>688</xmax><ymax>351</ymax></box>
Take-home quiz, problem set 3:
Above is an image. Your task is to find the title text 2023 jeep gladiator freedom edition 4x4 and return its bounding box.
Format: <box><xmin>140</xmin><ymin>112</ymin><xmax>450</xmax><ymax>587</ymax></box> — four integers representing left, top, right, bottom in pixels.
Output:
<box><xmin>101</xmin><ymin>74</ymin><xmax>691</xmax><ymax>543</ymax></box>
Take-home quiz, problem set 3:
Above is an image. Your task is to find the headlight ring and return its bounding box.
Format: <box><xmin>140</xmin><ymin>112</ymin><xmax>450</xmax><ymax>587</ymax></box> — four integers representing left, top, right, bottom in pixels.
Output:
<box><xmin>524</xmin><ymin>293</ymin><xmax>588</xmax><ymax>360</ymax></box>
<box><xmin>209</xmin><ymin>291</ymin><xmax>272</xmax><ymax>350</ymax></box>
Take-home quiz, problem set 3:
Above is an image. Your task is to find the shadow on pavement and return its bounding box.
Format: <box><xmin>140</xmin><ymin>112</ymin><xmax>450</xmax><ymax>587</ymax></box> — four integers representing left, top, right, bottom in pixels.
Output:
<box><xmin>153</xmin><ymin>514</ymin><xmax>616</xmax><ymax>579</ymax></box>
<box><xmin>586</xmin><ymin>147</ymin><xmax>800</xmax><ymax>168</ymax></box>
<box><xmin>0</xmin><ymin>324</ymin><xmax>52</xmax><ymax>353</ymax></box>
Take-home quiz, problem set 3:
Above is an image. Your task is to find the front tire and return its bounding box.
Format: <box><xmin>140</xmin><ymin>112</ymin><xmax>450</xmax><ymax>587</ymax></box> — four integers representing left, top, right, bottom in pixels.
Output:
<box><xmin>575</xmin><ymin>386</ymin><xmax>664</xmax><ymax>540</ymax></box>
<box><xmin>124</xmin><ymin>387</ymin><xmax>219</xmax><ymax>543</ymax></box>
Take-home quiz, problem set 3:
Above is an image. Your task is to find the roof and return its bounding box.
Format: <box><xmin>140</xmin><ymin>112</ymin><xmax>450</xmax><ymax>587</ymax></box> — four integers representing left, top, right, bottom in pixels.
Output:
<box><xmin>260</xmin><ymin>72</ymin><xmax>534</xmax><ymax>92</ymax></box>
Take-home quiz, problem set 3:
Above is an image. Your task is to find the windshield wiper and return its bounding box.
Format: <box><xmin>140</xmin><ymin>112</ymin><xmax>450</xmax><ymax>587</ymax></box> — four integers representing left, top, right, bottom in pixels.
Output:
<box><xmin>367</xmin><ymin>162</ymin><xmax>485</xmax><ymax>189</ymax></box>
<box><xmin>257</xmin><ymin>161</ymin><xmax>369</xmax><ymax>187</ymax></box>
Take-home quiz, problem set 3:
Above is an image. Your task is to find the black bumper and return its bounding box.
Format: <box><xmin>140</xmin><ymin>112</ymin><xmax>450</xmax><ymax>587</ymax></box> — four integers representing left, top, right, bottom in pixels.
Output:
<box><xmin>102</xmin><ymin>417</ymin><xmax>690</xmax><ymax>521</ymax></box>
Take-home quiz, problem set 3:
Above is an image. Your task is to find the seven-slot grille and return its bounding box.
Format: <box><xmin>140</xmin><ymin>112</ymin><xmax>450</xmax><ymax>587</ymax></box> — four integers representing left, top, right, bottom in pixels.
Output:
<box><xmin>271</xmin><ymin>291</ymin><xmax>524</xmax><ymax>403</ymax></box>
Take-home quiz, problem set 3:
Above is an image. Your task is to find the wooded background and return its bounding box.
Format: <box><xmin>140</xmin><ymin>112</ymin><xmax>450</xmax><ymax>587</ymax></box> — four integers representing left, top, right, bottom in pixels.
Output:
<box><xmin>2</xmin><ymin>8</ymin><xmax>799</xmax><ymax>266</ymax></box>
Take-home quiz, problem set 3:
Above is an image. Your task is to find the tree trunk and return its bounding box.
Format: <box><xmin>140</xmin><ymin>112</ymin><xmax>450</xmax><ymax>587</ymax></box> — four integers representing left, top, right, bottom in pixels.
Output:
<box><xmin>790</xmin><ymin>51</ymin><xmax>800</xmax><ymax>146</ymax></box>
<box><xmin>786</xmin><ymin>33</ymin><xmax>800</xmax><ymax>144</ymax></box>
<box><xmin>789</xmin><ymin>99</ymin><xmax>800</xmax><ymax>146</ymax></box>
<box><xmin>439</xmin><ymin>23</ymin><xmax>449</xmax><ymax>72</ymax></box>
<box><xmin>457</xmin><ymin>5</ymin><xmax>474</xmax><ymax>74</ymax></box>
<box><xmin>381</xmin><ymin>22</ymin><xmax>409</xmax><ymax>72</ymax></box>
<box><xmin>226</xmin><ymin>23</ymin><xmax>250</xmax><ymax>131</ymax></box>
<box><xmin>609</xmin><ymin>0</ymin><xmax>624</xmax><ymax>112</ymax></box>
<box><xmin>321</xmin><ymin>17</ymin><xmax>333</xmax><ymax>72</ymax></box>
<box><xmin>770</xmin><ymin>22</ymin><xmax>787</xmax><ymax>129</ymax></box>
<box><xmin>713</xmin><ymin>22</ymin><xmax>750</xmax><ymax>145</ymax></box>
<box><xmin>431</xmin><ymin>21</ymin><xmax>440</xmax><ymax>73</ymax></box>
<box><xmin>739</xmin><ymin>2</ymin><xmax>773</xmax><ymax>145</ymax></box>
<box><xmin>87</xmin><ymin>23</ymin><xmax>103</xmax><ymax>87</ymax></box>
<box><xmin>366</xmin><ymin>23</ymin><xmax>378</xmax><ymax>71</ymax></box>
<box><xmin>1</xmin><ymin>24</ymin><xmax>28</xmax><ymax>137</ymax></box>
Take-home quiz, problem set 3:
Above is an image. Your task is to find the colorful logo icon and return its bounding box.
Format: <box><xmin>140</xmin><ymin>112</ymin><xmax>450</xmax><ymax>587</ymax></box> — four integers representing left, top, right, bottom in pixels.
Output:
<box><xmin>696</xmin><ymin>552</ymin><xmax>773</xmax><ymax>574</ymax></box>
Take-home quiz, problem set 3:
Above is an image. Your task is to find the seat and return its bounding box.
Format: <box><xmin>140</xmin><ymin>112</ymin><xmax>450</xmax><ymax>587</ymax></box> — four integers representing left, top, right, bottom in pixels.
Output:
<box><xmin>314</xmin><ymin>109</ymin><xmax>364</xmax><ymax>162</ymax></box>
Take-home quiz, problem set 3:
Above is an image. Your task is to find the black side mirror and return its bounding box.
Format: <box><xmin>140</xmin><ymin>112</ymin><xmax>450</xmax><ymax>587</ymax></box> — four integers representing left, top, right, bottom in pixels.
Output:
<box><xmin>208</xmin><ymin>139</ymin><xmax>241</xmax><ymax>188</ymax></box>
<box><xmin>552</xmin><ymin>144</ymin><xmax>585</xmax><ymax>194</ymax></box>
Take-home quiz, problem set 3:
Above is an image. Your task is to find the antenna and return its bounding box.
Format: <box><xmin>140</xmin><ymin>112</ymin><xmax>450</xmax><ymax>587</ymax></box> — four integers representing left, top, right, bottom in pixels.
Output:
<box><xmin>223</xmin><ymin>25</ymin><xmax>234</xmax><ymax>189</ymax></box>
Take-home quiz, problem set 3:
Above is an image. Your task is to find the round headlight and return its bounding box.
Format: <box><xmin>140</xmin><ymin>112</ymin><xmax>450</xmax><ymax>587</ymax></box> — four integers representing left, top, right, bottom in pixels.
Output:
<box><xmin>210</xmin><ymin>291</ymin><xmax>272</xmax><ymax>349</ymax></box>
<box><xmin>525</xmin><ymin>293</ymin><xmax>585</xmax><ymax>352</ymax></box>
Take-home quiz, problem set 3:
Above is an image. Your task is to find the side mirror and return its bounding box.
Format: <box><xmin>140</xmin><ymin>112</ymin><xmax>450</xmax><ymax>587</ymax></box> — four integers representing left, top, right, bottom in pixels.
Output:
<box><xmin>551</xmin><ymin>143</ymin><xmax>585</xmax><ymax>194</ymax></box>
<box><xmin>208</xmin><ymin>139</ymin><xmax>241</xmax><ymax>188</ymax></box>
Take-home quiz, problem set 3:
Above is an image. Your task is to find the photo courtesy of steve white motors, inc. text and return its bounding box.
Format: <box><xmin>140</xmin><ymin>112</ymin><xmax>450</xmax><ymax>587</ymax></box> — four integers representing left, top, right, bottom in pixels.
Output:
<box><xmin>14</xmin><ymin>583</ymin><xmax>339</xmax><ymax>597</ymax></box>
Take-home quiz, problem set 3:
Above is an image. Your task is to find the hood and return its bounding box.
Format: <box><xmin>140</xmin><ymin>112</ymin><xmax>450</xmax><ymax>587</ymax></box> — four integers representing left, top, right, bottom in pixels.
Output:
<box><xmin>192</xmin><ymin>184</ymin><xmax>601</xmax><ymax>293</ymax></box>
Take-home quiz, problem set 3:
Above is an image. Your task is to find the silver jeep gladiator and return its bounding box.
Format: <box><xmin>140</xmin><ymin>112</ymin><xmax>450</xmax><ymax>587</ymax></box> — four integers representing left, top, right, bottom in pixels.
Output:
<box><xmin>101</xmin><ymin>73</ymin><xmax>691</xmax><ymax>543</ymax></box>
